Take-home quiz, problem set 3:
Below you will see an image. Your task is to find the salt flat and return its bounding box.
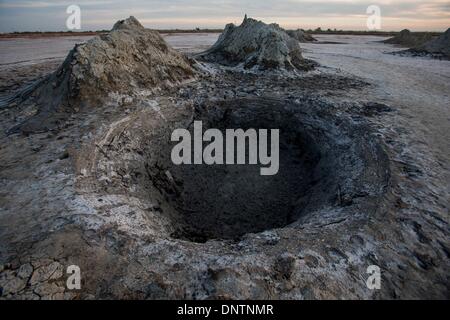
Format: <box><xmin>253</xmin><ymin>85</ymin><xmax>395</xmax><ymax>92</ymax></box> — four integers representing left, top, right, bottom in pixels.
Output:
<box><xmin>302</xmin><ymin>34</ymin><xmax>450</xmax><ymax>182</ymax></box>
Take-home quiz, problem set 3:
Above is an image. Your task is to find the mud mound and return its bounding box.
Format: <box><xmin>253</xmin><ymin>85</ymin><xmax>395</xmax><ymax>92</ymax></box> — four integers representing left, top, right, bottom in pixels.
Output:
<box><xmin>391</xmin><ymin>28</ymin><xmax>450</xmax><ymax>60</ymax></box>
<box><xmin>9</xmin><ymin>16</ymin><xmax>195</xmax><ymax>134</ymax></box>
<box><xmin>287</xmin><ymin>29</ymin><xmax>317</xmax><ymax>43</ymax></box>
<box><xmin>196</xmin><ymin>16</ymin><xmax>315</xmax><ymax>71</ymax></box>
<box><xmin>419</xmin><ymin>28</ymin><xmax>450</xmax><ymax>58</ymax></box>
<box><xmin>384</xmin><ymin>29</ymin><xmax>435</xmax><ymax>47</ymax></box>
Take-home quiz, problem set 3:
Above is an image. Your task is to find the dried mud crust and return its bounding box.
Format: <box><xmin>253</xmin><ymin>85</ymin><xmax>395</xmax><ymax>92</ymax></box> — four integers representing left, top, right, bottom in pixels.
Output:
<box><xmin>0</xmin><ymin>66</ymin><xmax>448</xmax><ymax>299</ymax></box>
<box><xmin>39</xmin><ymin>88</ymin><xmax>397</xmax><ymax>300</ymax></box>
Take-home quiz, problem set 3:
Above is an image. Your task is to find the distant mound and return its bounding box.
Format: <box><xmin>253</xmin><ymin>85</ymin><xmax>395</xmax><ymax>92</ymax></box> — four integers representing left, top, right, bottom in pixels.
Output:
<box><xmin>286</xmin><ymin>29</ymin><xmax>317</xmax><ymax>43</ymax></box>
<box><xmin>196</xmin><ymin>16</ymin><xmax>316</xmax><ymax>71</ymax></box>
<box><xmin>390</xmin><ymin>28</ymin><xmax>450</xmax><ymax>60</ymax></box>
<box><xmin>383</xmin><ymin>29</ymin><xmax>435</xmax><ymax>48</ymax></box>
<box><xmin>9</xmin><ymin>16</ymin><xmax>195</xmax><ymax>134</ymax></box>
<box><xmin>419</xmin><ymin>28</ymin><xmax>450</xmax><ymax>58</ymax></box>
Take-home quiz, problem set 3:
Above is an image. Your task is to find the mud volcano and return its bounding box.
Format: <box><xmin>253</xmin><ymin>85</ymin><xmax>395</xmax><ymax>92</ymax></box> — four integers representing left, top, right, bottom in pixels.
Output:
<box><xmin>84</xmin><ymin>96</ymin><xmax>389</xmax><ymax>245</ymax></box>
<box><xmin>416</xmin><ymin>28</ymin><xmax>450</xmax><ymax>59</ymax></box>
<box><xmin>2</xmin><ymin>14</ymin><xmax>449</xmax><ymax>300</ymax></box>
<box><xmin>9</xmin><ymin>16</ymin><xmax>195</xmax><ymax>134</ymax></box>
<box><xmin>196</xmin><ymin>16</ymin><xmax>315</xmax><ymax>71</ymax></box>
<box><xmin>383</xmin><ymin>29</ymin><xmax>435</xmax><ymax>47</ymax></box>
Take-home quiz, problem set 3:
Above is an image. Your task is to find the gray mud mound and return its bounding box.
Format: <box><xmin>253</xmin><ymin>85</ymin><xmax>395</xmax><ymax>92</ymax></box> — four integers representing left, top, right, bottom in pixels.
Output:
<box><xmin>418</xmin><ymin>28</ymin><xmax>450</xmax><ymax>58</ymax></box>
<box><xmin>287</xmin><ymin>29</ymin><xmax>317</xmax><ymax>43</ymax></box>
<box><xmin>383</xmin><ymin>29</ymin><xmax>435</xmax><ymax>47</ymax></box>
<box><xmin>9</xmin><ymin>16</ymin><xmax>195</xmax><ymax>134</ymax></box>
<box><xmin>196</xmin><ymin>16</ymin><xmax>316</xmax><ymax>71</ymax></box>
<box><xmin>391</xmin><ymin>28</ymin><xmax>450</xmax><ymax>60</ymax></box>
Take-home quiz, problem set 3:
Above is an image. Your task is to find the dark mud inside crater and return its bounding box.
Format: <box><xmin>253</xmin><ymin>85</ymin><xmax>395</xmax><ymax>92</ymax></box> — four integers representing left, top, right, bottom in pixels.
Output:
<box><xmin>138</xmin><ymin>97</ymin><xmax>390</xmax><ymax>242</ymax></box>
<box><xmin>169</xmin><ymin>100</ymin><xmax>320</xmax><ymax>242</ymax></box>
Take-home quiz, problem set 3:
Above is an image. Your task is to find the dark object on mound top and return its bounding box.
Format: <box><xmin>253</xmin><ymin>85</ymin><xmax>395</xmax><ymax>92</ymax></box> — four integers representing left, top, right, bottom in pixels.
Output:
<box><xmin>9</xmin><ymin>16</ymin><xmax>195</xmax><ymax>134</ymax></box>
<box><xmin>112</xmin><ymin>16</ymin><xmax>144</xmax><ymax>31</ymax></box>
<box><xmin>196</xmin><ymin>16</ymin><xmax>316</xmax><ymax>71</ymax></box>
<box><xmin>383</xmin><ymin>29</ymin><xmax>435</xmax><ymax>48</ymax></box>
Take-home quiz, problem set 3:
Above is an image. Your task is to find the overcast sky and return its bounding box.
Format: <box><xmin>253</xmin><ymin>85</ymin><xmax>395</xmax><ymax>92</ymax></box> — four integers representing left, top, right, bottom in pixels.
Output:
<box><xmin>0</xmin><ymin>0</ymin><xmax>448</xmax><ymax>32</ymax></box>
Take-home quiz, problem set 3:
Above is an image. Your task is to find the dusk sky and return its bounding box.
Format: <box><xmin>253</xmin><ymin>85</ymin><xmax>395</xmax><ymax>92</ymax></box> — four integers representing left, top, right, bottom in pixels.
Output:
<box><xmin>0</xmin><ymin>0</ymin><xmax>449</xmax><ymax>32</ymax></box>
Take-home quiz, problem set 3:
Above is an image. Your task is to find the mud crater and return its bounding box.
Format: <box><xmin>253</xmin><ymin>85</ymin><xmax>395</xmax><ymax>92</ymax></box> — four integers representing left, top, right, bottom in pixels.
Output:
<box><xmin>166</xmin><ymin>102</ymin><xmax>321</xmax><ymax>242</ymax></box>
<box><xmin>89</xmin><ymin>97</ymin><xmax>389</xmax><ymax>243</ymax></box>
<box><xmin>137</xmin><ymin>98</ymin><xmax>388</xmax><ymax>242</ymax></box>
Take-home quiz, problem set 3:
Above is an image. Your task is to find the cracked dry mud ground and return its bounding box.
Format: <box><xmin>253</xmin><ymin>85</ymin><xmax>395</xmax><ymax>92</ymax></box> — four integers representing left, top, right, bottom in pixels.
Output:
<box><xmin>0</xmin><ymin>35</ymin><xmax>449</xmax><ymax>299</ymax></box>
